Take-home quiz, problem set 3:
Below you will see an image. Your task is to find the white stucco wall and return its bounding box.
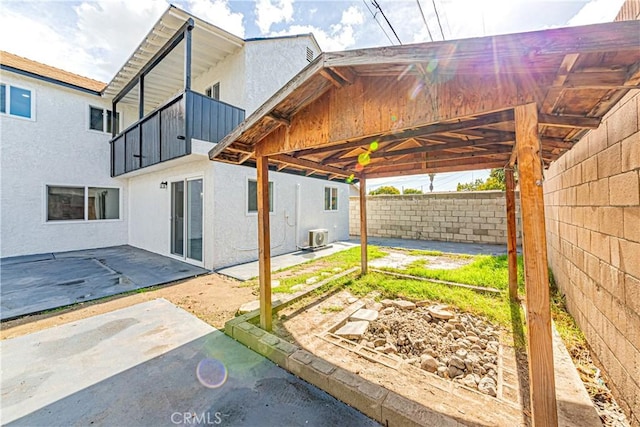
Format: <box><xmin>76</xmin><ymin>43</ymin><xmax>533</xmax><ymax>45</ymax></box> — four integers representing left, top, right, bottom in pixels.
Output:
<box><xmin>126</xmin><ymin>155</ymin><xmax>214</xmax><ymax>267</ymax></box>
<box><xmin>211</xmin><ymin>162</ymin><xmax>349</xmax><ymax>269</ymax></box>
<box><xmin>0</xmin><ymin>72</ymin><xmax>128</xmax><ymax>257</ymax></box>
<box><xmin>243</xmin><ymin>36</ymin><xmax>318</xmax><ymax>114</ymax></box>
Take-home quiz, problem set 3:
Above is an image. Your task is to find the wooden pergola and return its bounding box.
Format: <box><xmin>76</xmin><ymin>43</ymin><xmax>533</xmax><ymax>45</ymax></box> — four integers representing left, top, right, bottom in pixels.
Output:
<box><xmin>210</xmin><ymin>21</ymin><xmax>640</xmax><ymax>426</ymax></box>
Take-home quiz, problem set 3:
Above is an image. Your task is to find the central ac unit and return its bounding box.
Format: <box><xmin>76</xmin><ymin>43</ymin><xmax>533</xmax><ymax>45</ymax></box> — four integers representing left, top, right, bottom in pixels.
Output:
<box><xmin>308</xmin><ymin>229</ymin><xmax>329</xmax><ymax>248</ymax></box>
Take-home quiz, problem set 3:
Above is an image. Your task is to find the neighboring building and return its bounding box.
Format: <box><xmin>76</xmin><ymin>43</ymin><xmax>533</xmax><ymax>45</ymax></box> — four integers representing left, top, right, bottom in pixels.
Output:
<box><xmin>0</xmin><ymin>6</ymin><xmax>349</xmax><ymax>270</ymax></box>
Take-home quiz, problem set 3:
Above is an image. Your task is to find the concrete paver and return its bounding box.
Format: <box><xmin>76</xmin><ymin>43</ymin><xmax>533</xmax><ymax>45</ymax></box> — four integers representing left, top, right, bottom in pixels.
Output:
<box><xmin>1</xmin><ymin>299</ymin><xmax>377</xmax><ymax>426</ymax></box>
<box><xmin>217</xmin><ymin>241</ymin><xmax>358</xmax><ymax>280</ymax></box>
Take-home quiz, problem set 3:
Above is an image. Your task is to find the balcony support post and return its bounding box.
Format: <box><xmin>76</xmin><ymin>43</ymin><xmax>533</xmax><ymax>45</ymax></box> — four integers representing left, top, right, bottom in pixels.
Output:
<box><xmin>138</xmin><ymin>75</ymin><xmax>144</xmax><ymax>120</ymax></box>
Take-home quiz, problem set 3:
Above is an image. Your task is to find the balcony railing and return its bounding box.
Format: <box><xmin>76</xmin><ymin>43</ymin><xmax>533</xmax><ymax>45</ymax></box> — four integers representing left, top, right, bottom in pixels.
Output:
<box><xmin>110</xmin><ymin>90</ymin><xmax>245</xmax><ymax>177</ymax></box>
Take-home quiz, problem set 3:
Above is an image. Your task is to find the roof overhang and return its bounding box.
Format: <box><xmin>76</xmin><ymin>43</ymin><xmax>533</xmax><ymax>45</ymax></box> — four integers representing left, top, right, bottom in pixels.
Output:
<box><xmin>103</xmin><ymin>5</ymin><xmax>244</xmax><ymax>106</ymax></box>
<box><xmin>209</xmin><ymin>20</ymin><xmax>640</xmax><ymax>181</ymax></box>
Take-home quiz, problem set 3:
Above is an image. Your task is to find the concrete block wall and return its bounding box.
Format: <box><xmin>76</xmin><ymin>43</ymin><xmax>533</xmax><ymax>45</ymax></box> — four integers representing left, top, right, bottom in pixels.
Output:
<box><xmin>543</xmin><ymin>90</ymin><xmax>640</xmax><ymax>426</ymax></box>
<box><xmin>349</xmin><ymin>191</ymin><xmax>522</xmax><ymax>245</ymax></box>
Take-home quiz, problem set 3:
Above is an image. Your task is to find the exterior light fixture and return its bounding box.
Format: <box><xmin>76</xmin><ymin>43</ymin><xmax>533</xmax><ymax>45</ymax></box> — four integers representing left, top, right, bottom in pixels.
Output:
<box><xmin>160</xmin><ymin>181</ymin><xmax>168</xmax><ymax>189</ymax></box>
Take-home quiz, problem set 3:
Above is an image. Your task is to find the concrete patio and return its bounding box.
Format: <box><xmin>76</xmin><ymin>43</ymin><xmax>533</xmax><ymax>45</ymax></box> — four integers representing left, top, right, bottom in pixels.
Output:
<box><xmin>0</xmin><ymin>245</ymin><xmax>208</xmax><ymax>320</ymax></box>
<box><xmin>1</xmin><ymin>298</ymin><xmax>377</xmax><ymax>426</ymax></box>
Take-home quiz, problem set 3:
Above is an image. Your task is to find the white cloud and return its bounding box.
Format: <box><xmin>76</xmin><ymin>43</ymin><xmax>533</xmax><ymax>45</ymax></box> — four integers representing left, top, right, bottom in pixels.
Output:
<box><xmin>269</xmin><ymin>5</ymin><xmax>364</xmax><ymax>51</ymax></box>
<box><xmin>568</xmin><ymin>0</ymin><xmax>626</xmax><ymax>26</ymax></box>
<box><xmin>0</xmin><ymin>7</ymin><xmax>107</xmax><ymax>81</ymax></box>
<box><xmin>255</xmin><ymin>0</ymin><xmax>294</xmax><ymax>34</ymax></box>
<box><xmin>74</xmin><ymin>0</ymin><xmax>167</xmax><ymax>79</ymax></box>
<box><xmin>186</xmin><ymin>0</ymin><xmax>245</xmax><ymax>37</ymax></box>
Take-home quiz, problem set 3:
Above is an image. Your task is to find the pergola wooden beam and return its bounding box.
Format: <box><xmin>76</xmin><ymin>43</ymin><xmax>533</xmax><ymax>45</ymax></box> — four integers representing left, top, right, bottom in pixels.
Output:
<box><xmin>256</xmin><ymin>156</ymin><xmax>272</xmax><ymax>331</ymax></box>
<box><xmin>359</xmin><ymin>176</ymin><xmax>368</xmax><ymax>275</ymax></box>
<box><xmin>538</xmin><ymin>114</ymin><xmax>601</xmax><ymax>129</ymax></box>
<box><xmin>270</xmin><ymin>154</ymin><xmax>354</xmax><ymax>178</ymax></box>
<box><xmin>323</xmin><ymin>21</ymin><xmax>640</xmax><ymax>68</ymax></box>
<box><xmin>515</xmin><ymin>103</ymin><xmax>557</xmax><ymax>426</ymax></box>
<box><xmin>505</xmin><ymin>167</ymin><xmax>518</xmax><ymax>301</ymax></box>
<box><xmin>294</xmin><ymin>110</ymin><xmax>515</xmax><ymax>158</ymax></box>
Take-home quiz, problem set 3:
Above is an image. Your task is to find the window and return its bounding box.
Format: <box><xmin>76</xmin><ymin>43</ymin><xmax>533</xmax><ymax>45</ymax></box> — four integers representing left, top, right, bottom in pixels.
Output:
<box><xmin>89</xmin><ymin>106</ymin><xmax>119</xmax><ymax>133</ymax></box>
<box><xmin>205</xmin><ymin>83</ymin><xmax>220</xmax><ymax>100</ymax></box>
<box><xmin>324</xmin><ymin>187</ymin><xmax>338</xmax><ymax>211</ymax></box>
<box><xmin>47</xmin><ymin>186</ymin><xmax>120</xmax><ymax>221</ymax></box>
<box><xmin>306</xmin><ymin>47</ymin><xmax>314</xmax><ymax>62</ymax></box>
<box><xmin>0</xmin><ymin>83</ymin><xmax>33</xmax><ymax>119</ymax></box>
<box><xmin>248</xmin><ymin>179</ymin><xmax>273</xmax><ymax>213</ymax></box>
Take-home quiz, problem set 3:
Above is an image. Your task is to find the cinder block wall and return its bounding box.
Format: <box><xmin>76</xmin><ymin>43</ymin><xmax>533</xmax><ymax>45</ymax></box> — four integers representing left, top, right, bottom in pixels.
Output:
<box><xmin>349</xmin><ymin>191</ymin><xmax>521</xmax><ymax>245</ymax></box>
<box><xmin>543</xmin><ymin>90</ymin><xmax>640</xmax><ymax>425</ymax></box>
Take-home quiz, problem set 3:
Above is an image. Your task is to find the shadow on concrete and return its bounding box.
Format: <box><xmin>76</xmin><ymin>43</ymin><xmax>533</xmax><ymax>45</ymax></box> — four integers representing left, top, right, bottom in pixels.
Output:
<box><xmin>0</xmin><ymin>245</ymin><xmax>207</xmax><ymax>320</ymax></box>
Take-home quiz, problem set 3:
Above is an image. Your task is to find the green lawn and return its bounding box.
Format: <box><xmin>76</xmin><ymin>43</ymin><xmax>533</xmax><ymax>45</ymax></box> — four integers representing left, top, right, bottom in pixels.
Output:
<box><xmin>380</xmin><ymin>253</ymin><xmax>525</xmax><ymax>291</ymax></box>
<box><xmin>253</xmin><ymin>244</ymin><xmax>584</xmax><ymax>352</ymax></box>
<box><xmin>247</xmin><ymin>246</ymin><xmax>387</xmax><ymax>293</ymax></box>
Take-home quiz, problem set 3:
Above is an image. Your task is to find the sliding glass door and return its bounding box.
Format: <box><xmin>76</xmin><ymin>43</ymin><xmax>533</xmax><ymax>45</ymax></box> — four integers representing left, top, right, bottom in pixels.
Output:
<box><xmin>171</xmin><ymin>178</ymin><xmax>203</xmax><ymax>263</ymax></box>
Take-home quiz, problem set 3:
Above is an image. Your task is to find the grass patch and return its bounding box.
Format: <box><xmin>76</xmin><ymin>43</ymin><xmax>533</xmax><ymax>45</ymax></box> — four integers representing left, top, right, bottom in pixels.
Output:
<box><xmin>381</xmin><ymin>254</ymin><xmax>525</xmax><ymax>292</ymax></box>
<box><xmin>247</xmin><ymin>246</ymin><xmax>387</xmax><ymax>294</ymax></box>
<box><xmin>549</xmin><ymin>271</ymin><xmax>586</xmax><ymax>352</ymax></box>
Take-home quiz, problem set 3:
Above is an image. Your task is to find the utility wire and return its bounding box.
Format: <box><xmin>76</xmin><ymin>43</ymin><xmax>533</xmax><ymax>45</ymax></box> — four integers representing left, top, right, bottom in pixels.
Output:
<box><xmin>362</xmin><ymin>0</ymin><xmax>396</xmax><ymax>45</ymax></box>
<box><xmin>371</xmin><ymin>0</ymin><xmax>403</xmax><ymax>45</ymax></box>
<box><xmin>431</xmin><ymin>0</ymin><xmax>446</xmax><ymax>40</ymax></box>
<box><xmin>415</xmin><ymin>0</ymin><xmax>434</xmax><ymax>42</ymax></box>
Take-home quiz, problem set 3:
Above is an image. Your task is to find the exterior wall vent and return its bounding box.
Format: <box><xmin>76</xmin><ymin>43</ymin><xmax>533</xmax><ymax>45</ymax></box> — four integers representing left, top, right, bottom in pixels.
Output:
<box><xmin>306</xmin><ymin>47</ymin><xmax>314</xmax><ymax>62</ymax></box>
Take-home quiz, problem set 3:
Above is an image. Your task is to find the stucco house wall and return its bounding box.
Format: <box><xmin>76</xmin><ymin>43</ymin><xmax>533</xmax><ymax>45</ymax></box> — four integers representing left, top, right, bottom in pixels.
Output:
<box><xmin>211</xmin><ymin>162</ymin><xmax>349</xmax><ymax>269</ymax></box>
<box><xmin>0</xmin><ymin>72</ymin><xmax>128</xmax><ymax>258</ymax></box>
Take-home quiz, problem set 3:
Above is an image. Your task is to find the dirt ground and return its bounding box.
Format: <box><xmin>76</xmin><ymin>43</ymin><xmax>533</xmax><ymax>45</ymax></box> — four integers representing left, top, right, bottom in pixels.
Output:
<box><xmin>0</xmin><ymin>273</ymin><xmax>254</xmax><ymax>340</ymax></box>
<box><xmin>273</xmin><ymin>290</ymin><xmax>531</xmax><ymax>427</ymax></box>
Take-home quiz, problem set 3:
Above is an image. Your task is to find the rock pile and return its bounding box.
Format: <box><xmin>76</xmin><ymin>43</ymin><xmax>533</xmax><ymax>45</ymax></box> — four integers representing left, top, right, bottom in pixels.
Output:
<box><xmin>359</xmin><ymin>299</ymin><xmax>501</xmax><ymax>396</ymax></box>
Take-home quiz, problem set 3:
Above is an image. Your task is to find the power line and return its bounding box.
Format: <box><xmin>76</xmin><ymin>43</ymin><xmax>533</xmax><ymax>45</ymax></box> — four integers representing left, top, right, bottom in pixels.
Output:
<box><xmin>415</xmin><ymin>0</ymin><xmax>434</xmax><ymax>42</ymax></box>
<box><xmin>371</xmin><ymin>0</ymin><xmax>403</xmax><ymax>45</ymax></box>
<box><xmin>431</xmin><ymin>0</ymin><xmax>446</xmax><ymax>40</ymax></box>
<box><xmin>361</xmin><ymin>0</ymin><xmax>396</xmax><ymax>45</ymax></box>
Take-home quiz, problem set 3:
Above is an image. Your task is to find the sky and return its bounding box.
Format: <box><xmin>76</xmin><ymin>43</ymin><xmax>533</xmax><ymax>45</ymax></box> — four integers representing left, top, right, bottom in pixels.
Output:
<box><xmin>0</xmin><ymin>0</ymin><xmax>626</xmax><ymax>191</ymax></box>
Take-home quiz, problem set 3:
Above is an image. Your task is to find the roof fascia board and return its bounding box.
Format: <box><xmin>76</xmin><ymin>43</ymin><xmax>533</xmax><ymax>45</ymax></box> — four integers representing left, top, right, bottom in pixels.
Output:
<box><xmin>0</xmin><ymin>64</ymin><xmax>102</xmax><ymax>96</ymax></box>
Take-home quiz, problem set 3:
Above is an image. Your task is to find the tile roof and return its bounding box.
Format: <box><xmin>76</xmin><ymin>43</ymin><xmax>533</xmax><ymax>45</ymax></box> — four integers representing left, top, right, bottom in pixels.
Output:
<box><xmin>0</xmin><ymin>51</ymin><xmax>106</xmax><ymax>93</ymax></box>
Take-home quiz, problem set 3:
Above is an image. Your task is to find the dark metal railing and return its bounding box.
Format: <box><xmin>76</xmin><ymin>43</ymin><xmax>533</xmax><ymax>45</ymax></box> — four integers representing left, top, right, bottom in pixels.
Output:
<box><xmin>110</xmin><ymin>90</ymin><xmax>244</xmax><ymax>177</ymax></box>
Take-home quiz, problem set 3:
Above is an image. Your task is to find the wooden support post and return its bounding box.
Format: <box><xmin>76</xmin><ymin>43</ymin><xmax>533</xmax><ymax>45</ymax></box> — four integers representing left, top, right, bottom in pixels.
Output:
<box><xmin>505</xmin><ymin>167</ymin><xmax>518</xmax><ymax>301</ymax></box>
<box><xmin>359</xmin><ymin>176</ymin><xmax>368</xmax><ymax>275</ymax></box>
<box><xmin>256</xmin><ymin>156</ymin><xmax>272</xmax><ymax>331</ymax></box>
<box><xmin>515</xmin><ymin>103</ymin><xmax>558</xmax><ymax>427</ymax></box>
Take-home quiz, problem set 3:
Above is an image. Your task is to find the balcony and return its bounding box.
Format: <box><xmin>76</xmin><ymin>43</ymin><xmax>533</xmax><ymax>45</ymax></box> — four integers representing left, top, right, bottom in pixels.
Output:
<box><xmin>110</xmin><ymin>90</ymin><xmax>244</xmax><ymax>177</ymax></box>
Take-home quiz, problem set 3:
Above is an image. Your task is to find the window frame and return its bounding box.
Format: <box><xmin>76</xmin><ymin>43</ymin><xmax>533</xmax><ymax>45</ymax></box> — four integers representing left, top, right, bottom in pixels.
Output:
<box><xmin>87</xmin><ymin>104</ymin><xmax>120</xmax><ymax>134</ymax></box>
<box><xmin>45</xmin><ymin>184</ymin><xmax>122</xmax><ymax>223</ymax></box>
<box><xmin>324</xmin><ymin>186</ymin><xmax>339</xmax><ymax>212</ymax></box>
<box><xmin>205</xmin><ymin>82</ymin><xmax>220</xmax><ymax>100</ymax></box>
<box><xmin>0</xmin><ymin>82</ymin><xmax>35</xmax><ymax>121</ymax></box>
<box><xmin>246</xmin><ymin>178</ymin><xmax>275</xmax><ymax>215</ymax></box>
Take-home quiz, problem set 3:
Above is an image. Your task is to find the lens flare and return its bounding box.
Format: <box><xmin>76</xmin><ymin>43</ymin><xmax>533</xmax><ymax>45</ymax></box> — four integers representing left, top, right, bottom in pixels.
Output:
<box><xmin>426</xmin><ymin>58</ymin><xmax>438</xmax><ymax>73</ymax></box>
<box><xmin>410</xmin><ymin>83</ymin><xmax>424</xmax><ymax>100</ymax></box>
<box><xmin>369</xmin><ymin>141</ymin><xmax>379</xmax><ymax>152</ymax></box>
<box><xmin>355</xmin><ymin>163</ymin><xmax>364</xmax><ymax>172</ymax></box>
<box><xmin>346</xmin><ymin>174</ymin><xmax>355</xmax><ymax>183</ymax></box>
<box><xmin>196</xmin><ymin>358</ymin><xmax>228</xmax><ymax>389</ymax></box>
<box><xmin>390</xmin><ymin>114</ymin><xmax>398</xmax><ymax>122</ymax></box>
<box><xmin>358</xmin><ymin>152</ymin><xmax>371</xmax><ymax>166</ymax></box>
